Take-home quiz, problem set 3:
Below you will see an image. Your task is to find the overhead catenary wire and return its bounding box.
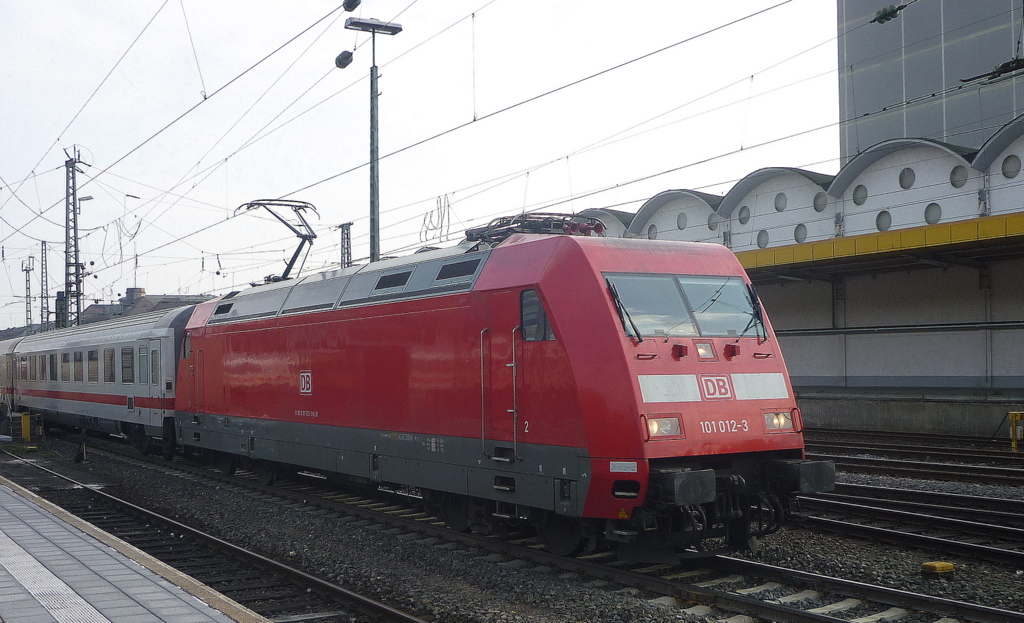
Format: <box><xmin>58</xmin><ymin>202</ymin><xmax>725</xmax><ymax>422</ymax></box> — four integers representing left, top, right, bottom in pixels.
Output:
<box><xmin>0</xmin><ymin>0</ymin><xmax>172</xmax><ymax>220</ymax></box>
<box><xmin>281</xmin><ymin>0</ymin><xmax>797</xmax><ymax>198</ymax></box>
<box><xmin>179</xmin><ymin>0</ymin><xmax>208</xmax><ymax>98</ymax></box>
<box><xmin>3</xmin><ymin>0</ymin><xmax>793</xmax><ymax>256</ymax></box>
<box><xmin>0</xmin><ymin>0</ymin><xmax>1007</xmax><ymax>258</ymax></box>
<box><xmin>9</xmin><ymin>1</ymin><xmax>1018</xmax><ymax>320</ymax></box>
<box><xmin>1</xmin><ymin>2</ymin><xmax>360</xmax><ymax>249</ymax></box>
<box><xmin>8</xmin><ymin>0</ymin><xmax>454</xmax><ymax>270</ymax></box>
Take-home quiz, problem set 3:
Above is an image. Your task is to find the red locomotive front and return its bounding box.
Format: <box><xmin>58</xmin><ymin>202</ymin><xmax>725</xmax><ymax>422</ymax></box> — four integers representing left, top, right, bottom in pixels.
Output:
<box><xmin>475</xmin><ymin>234</ymin><xmax>833</xmax><ymax>559</ymax></box>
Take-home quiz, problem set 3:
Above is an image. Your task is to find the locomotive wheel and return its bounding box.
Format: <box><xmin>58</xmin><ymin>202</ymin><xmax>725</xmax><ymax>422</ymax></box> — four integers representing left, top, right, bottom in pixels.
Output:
<box><xmin>256</xmin><ymin>461</ymin><xmax>278</xmax><ymax>486</ymax></box>
<box><xmin>215</xmin><ymin>452</ymin><xmax>237</xmax><ymax>477</ymax></box>
<box><xmin>439</xmin><ymin>494</ymin><xmax>471</xmax><ymax>533</ymax></box>
<box><xmin>537</xmin><ymin>513</ymin><xmax>586</xmax><ymax>557</ymax></box>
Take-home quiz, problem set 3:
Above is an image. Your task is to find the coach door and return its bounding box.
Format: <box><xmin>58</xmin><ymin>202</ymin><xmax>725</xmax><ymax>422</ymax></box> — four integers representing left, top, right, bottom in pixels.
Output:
<box><xmin>483</xmin><ymin>289</ymin><xmax>520</xmax><ymax>461</ymax></box>
<box><xmin>147</xmin><ymin>340</ymin><xmax>164</xmax><ymax>424</ymax></box>
<box><xmin>184</xmin><ymin>332</ymin><xmax>201</xmax><ymax>414</ymax></box>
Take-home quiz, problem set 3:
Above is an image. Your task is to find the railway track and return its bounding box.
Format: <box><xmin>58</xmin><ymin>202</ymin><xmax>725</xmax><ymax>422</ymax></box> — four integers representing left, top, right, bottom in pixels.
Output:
<box><xmin>806</xmin><ymin>452</ymin><xmax>1024</xmax><ymax>484</ymax></box>
<box><xmin>23</xmin><ymin>435</ymin><xmax>1022</xmax><ymax>623</ymax></box>
<box><xmin>805</xmin><ymin>439</ymin><xmax>1024</xmax><ymax>466</ymax></box>
<box><xmin>804</xmin><ymin>428</ymin><xmax>1013</xmax><ymax>450</ymax></box>
<box><xmin>0</xmin><ymin>448</ymin><xmax>427</xmax><ymax>623</ymax></box>
<box><xmin>815</xmin><ymin>483</ymin><xmax>1024</xmax><ymax>527</ymax></box>
<box><xmin>798</xmin><ymin>488</ymin><xmax>1024</xmax><ymax>566</ymax></box>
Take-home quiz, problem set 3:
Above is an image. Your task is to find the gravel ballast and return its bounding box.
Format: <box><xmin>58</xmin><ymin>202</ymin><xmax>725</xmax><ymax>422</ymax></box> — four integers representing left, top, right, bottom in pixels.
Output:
<box><xmin>4</xmin><ymin>441</ymin><xmax>1023</xmax><ymax>621</ymax></box>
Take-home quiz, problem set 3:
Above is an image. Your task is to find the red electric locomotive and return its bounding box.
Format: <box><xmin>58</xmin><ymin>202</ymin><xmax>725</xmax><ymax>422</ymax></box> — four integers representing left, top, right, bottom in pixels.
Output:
<box><xmin>172</xmin><ymin>215</ymin><xmax>833</xmax><ymax>560</ymax></box>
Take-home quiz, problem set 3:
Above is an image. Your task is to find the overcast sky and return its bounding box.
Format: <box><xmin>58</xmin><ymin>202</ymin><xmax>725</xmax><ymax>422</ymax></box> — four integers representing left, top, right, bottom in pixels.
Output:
<box><xmin>0</xmin><ymin>0</ymin><xmax>839</xmax><ymax>328</ymax></box>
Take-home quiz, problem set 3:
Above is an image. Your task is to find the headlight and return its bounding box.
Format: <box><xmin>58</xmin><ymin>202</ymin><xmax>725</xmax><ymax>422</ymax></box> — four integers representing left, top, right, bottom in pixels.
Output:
<box><xmin>764</xmin><ymin>411</ymin><xmax>793</xmax><ymax>431</ymax></box>
<box><xmin>647</xmin><ymin>417</ymin><xmax>681</xmax><ymax>437</ymax></box>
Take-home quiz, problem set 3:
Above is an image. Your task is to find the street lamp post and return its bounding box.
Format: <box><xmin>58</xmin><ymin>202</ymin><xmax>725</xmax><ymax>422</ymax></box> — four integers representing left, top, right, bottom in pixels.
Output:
<box><xmin>338</xmin><ymin>17</ymin><xmax>402</xmax><ymax>263</ymax></box>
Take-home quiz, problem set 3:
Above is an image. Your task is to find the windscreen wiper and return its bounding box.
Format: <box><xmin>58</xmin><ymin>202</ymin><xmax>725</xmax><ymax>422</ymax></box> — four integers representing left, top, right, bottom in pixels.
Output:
<box><xmin>607</xmin><ymin>280</ymin><xmax>643</xmax><ymax>343</ymax></box>
<box><xmin>736</xmin><ymin>283</ymin><xmax>768</xmax><ymax>343</ymax></box>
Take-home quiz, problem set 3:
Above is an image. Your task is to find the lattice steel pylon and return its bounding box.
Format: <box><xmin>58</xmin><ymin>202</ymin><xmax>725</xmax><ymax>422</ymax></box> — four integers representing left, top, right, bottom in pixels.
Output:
<box><xmin>64</xmin><ymin>154</ymin><xmax>83</xmax><ymax>327</ymax></box>
<box><xmin>39</xmin><ymin>242</ymin><xmax>49</xmax><ymax>331</ymax></box>
<box><xmin>339</xmin><ymin>222</ymin><xmax>353</xmax><ymax>268</ymax></box>
<box><xmin>22</xmin><ymin>256</ymin><xmax>35</xmax><ymax>330</ymax></box>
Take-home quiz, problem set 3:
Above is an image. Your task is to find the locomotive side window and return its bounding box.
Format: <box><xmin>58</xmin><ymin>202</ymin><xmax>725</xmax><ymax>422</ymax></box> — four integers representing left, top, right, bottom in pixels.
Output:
<box><xmin>183</xmin><ymin>333</ymin><xmax>191</xmax><ymax>358</ymax></box>
<box><xmin>436</xmin><ymin>259</ymin><xmax>480</xmax><ymax>281</ymax></box>
<box><xmin>61</xmin><ymin>353</ymin><xmax>70</xmax><ymax>382</ymax></box>
<box><xmin>88</xmin><ymin>351</ymin><xmax>99</xmax><ymax>383</ymax></box>
<box><xmin>49</xmin><ymin>354</ymin><xmax>57</xmax><ymax>381</ymax></box>
<box><xmin>121</xmin><ymin>347</ymin><xmax>135</xmax><ymax>384</ymax></box>
<box><xmin>151</xmin><ymin>350</ymin><xmax>160</xmax><ymax>385</ymax></box>
<box><xmin>103</xmin><ymin>349</ymin><xmax>116</xmax><ymax>383</ymax></box>
<box><xmin>373</xmin><ymin>271</ymin><xmax>411</xmax><ymax>293</ymax></box>
<box><xmin>521</xmin><ymin>289</ymin><xmax>555</xmax><ymax>341</ymax></box>
<box><xmin>74</xmin><ymin>352</ymin><xmax>84</xmax><ymax>383</ymax></box>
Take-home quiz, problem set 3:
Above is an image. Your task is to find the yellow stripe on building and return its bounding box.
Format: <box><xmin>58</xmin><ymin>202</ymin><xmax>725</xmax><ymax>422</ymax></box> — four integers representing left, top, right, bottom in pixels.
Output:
<box><xmin>735</xmin><ymin>213</ymin><xmax>1024</xmax><ymax>270</ymax></box>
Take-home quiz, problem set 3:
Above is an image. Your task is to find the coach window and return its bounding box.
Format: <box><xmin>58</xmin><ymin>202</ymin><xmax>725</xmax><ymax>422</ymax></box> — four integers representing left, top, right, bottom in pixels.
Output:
<box><xmin>74</xmin><ymin>352</ymin><xmax>84</xmax><ymax>383</ymax></box>
<box><xmin>521</xmin><ymin>289</ymin><xmax>555</xmax><ymax>341</ymax></box>
<box><xmin>20</xmin><ymin>356</ymin><xmax>27</xmax><ymax>381</ymax></box>
<box><xmin>103</xmin><ymin>349</ymin><xmax>115</xmax><ymax>383</ymax></box>
<box><xmin>121</xmin><ymin>347</ymin><xmax>135</xmax><ymax>384</ymax></box>
<box><xmin>151</xmin><ymin>350</ymin><xmax>159</xmax><ymax>385</ymax></box>
<box><xmin>40</xmin><ymin>355</ymin><xmax>47</xmax><ymax>382</ymax></box>
<box><xmin>29</xmin><ymin>357</ymin><xmax>37</xmax><ymax>382</ymax></box>
<box><xmin>88</xmin><ymin>351</ymin><xmax>99</xmax><ymax>383</ymax></box>
<box><xmin>61</xmin><ymin>353</ymin><xmax>70</xmax><ymax>382</ymax></box>
<box><xmin>49</xmin><ymin>354</ymin><xmax>57</xmax><ymax>381</ymax></box>
<box><xmin>139</xmin><ymin>347</ymin><xmax>149</xmax><ymax>385</ymax></box>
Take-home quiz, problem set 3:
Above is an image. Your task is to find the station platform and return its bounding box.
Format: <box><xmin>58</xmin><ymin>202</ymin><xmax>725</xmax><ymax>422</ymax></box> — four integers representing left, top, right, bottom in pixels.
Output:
<box><xmin>0</xmin><ymin>475</ymin><xmax>267</xmax><ymax>623</ymax></box>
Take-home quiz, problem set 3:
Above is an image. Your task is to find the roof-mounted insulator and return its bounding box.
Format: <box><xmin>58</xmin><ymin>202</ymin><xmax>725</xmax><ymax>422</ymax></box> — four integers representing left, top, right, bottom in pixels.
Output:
<box><xmin>464</xmin><ymin>213</ymin><xmax>607</xmax><ymax>245</ymax></box>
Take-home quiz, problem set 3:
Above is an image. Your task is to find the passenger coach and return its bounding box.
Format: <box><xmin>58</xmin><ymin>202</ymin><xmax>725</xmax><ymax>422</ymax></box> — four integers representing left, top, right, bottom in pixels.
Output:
<box><xmin>1</xmin><ymin>308</ymin><xmax>190</xmax><ymax>451</ymax></box>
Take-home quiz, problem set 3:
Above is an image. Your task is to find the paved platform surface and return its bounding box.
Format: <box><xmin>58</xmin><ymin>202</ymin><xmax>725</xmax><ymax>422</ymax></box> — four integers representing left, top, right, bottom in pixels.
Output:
<box><xmin>0</xmin><ymin>476</ymin><xmax>267</xmax><ymax>623</ymax></box>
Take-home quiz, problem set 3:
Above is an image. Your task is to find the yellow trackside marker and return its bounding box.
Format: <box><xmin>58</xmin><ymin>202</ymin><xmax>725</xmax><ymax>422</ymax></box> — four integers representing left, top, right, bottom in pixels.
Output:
<box><xmin>921</xmin><ymin>561</ymin><xmax>954</xmax><ymax>575</ymax></box>
<box><xmin>618</xmin><ymin>508</ymin><xmax>629</xmax><ymax>519</ymax></box>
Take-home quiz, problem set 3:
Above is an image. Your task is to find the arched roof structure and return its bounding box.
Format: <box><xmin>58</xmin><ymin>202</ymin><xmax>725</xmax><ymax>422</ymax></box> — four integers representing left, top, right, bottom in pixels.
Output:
<box><xmin>718</xmin><ymin>168</ymin><xmax>833</xmax><ymax>217</ymax></box>
<box><xmin>827</xmin><ymin>138</ymin><xmax>975</xmax><ymax>198</ymax></box>
<box><xmin>626</xmin><ymin>189</ymin><xmax>722</xmax><ymax>236</ymax></box>
<box><xmin>972</xmin><ymin>112</ymin><xmax>1024</xmax><ymax>172</ymax></box>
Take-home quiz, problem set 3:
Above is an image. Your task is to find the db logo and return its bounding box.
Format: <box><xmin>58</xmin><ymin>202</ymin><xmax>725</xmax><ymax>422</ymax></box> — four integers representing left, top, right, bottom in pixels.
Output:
<box><xmin>299</xmin><ymin>370</ymin><xmax>312</xmax><ymax>395</ymax></box>
<box><xmin>699</xmin><ymin>375</ymin><xmax>733</xmax><ymax>400</ymax></box>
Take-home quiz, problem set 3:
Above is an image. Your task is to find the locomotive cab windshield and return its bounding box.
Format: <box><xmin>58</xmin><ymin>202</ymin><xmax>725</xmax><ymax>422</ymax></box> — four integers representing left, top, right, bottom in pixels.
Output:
<box><xmin>604</xmin><ymin>272</ymin><xmax>764</xmax><ymax>339</ymax></box>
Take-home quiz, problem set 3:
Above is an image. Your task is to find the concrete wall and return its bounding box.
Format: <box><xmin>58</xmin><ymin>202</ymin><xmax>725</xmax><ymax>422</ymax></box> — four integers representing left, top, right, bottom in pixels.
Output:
<box><xmin>798</xmin><ymin>391</ymin><xmax>1021</xmax><ymax>437</ymax></box>
<box><xmin>762</xmin><ymin>259</ymin><xmax>1024</xmax><ymax>390</ymax></box>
